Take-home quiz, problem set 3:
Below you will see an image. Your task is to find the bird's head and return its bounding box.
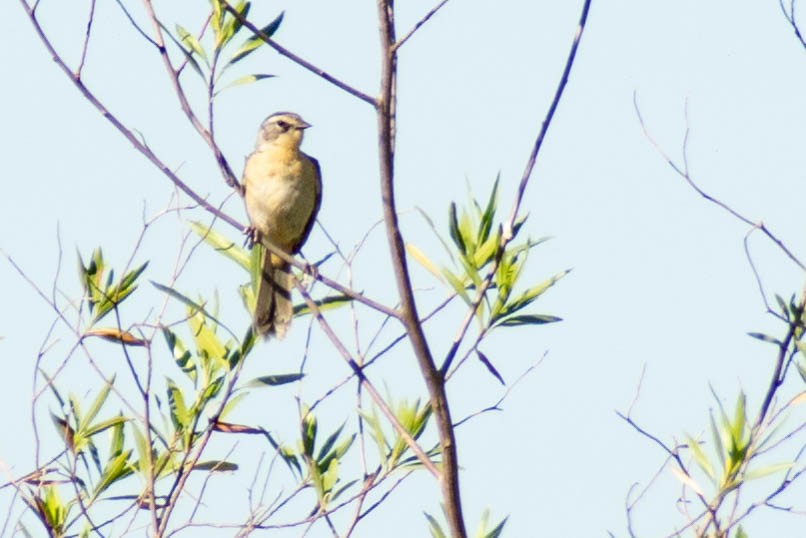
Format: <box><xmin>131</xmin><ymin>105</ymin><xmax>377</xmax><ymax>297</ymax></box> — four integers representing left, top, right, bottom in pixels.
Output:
<box><xmin>255</xmin><ymin>112</ymin><xmax>312</xmax><ymax>150</ymax></box>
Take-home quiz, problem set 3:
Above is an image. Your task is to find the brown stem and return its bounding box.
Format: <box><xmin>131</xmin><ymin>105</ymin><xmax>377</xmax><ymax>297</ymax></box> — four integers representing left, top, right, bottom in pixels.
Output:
<box><xmin>375</xmin><ymin>1</ymin><xmax>466</xmax><ymax>536</ymax></box>
<box><xmin>221</xmin><ymin>1</ymin><xmax>376</xmax><ymax>106</ymax></box>
<box><xmin>18</xmin><ymin>0</ymin><xmax>242</xmax><ymax>231</ymax></box>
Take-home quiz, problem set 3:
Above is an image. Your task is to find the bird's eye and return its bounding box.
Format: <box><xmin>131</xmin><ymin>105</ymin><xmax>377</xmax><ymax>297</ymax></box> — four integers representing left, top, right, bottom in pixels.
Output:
<box><xmin>276</xmin><ymin>120</ymin><xmax>289</xmax><ymax>130</ymax></box>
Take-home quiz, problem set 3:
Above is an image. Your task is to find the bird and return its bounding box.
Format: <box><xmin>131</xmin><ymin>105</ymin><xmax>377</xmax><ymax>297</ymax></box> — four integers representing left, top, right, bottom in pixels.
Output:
<box><xmin>243</xmin><ymin>112</ymin><xmax>322</xmax><ymax>339</ymax></box>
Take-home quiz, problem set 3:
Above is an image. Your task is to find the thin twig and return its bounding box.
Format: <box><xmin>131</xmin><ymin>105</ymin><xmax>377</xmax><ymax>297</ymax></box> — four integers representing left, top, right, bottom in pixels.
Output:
<box><xmin>221</xmin><ymin>1</ymin><xmax>376</xmax><ymax>106</ymax></box>
<box><xmin>634</xmin><ymin>93</ymin><xmax>805</xmax><ymax>272</ymax></box>
<box><xmin>441</xmin><ymin>0</ymin><xmax>592</xmax><ymax>376</ymax></box>
<box><xmin>76</xmin><ymin>0</ymin><xmax>97</xmax><ymax>76</ymax></box>
<box><xmin>19</xmin><ymin>0</ymin><xmax>242</xmax><ymax>231</ymax></box>
<box><xmin>393</xmin><ymin>0</ymin><xmax>452</xmax><ymax>51</ymax></box>
<box><xmin>294</xmin><ymin>279</ymin><xmax>440</xmax><ymax>479</ymax></box>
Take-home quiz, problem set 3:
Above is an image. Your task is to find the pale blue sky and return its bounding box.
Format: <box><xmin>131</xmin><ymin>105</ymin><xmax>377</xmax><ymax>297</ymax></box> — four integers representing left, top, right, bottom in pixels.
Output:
<box><xmin>2</xmin><ymin>1</ymin><xmax>806</xmax><ymax>536</ymax></box>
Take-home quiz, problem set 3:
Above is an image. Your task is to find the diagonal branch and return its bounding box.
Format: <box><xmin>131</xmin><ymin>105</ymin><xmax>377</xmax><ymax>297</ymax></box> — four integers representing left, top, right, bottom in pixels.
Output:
<box><xmin>393</xmin><ymin>0</ymin><xmax>451</xmax><ymax>51</ymax></box>
<box><xmin>634</xmin><ymin>94</ymin><xmax>805</xmax><ymax>272</ymax></box>
<box><xmin>442</xmin><ymin>0</ymin><xmax>593</xmax><ymax>376</ymax></box>
<box><xmin>18</xmin><ymin>0</ymin><xmax>242</xmax><ymax>231</ymax></box>
<box><xmin>140</xmin><ymin>0</ymin><xmax>239</xmax><ymax>189</ymax></box>
<box><xmin>221</xmin><ymin>1</ymin><xmax>376</xmax><ymax>106</ymax></box>
<box><xmin>293</xmin><ymin>279</ymin><xmax>440</xmax><ymax>478</ymax></box>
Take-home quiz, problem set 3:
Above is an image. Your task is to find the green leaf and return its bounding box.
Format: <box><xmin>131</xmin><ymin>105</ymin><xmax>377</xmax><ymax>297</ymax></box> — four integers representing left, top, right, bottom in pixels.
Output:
<box><xmin>91</xmin><ymin>449</ymin><xmax>134</xmax><ymax>502</ymax></box>
<box><xmin>480</xmin><ymin>513</ymin><xmax>508</xmax><ymax>538</ymax></box>
<box><xmin>215</xmin><ymin>73</ymin><xmax>275</xmax><ymax>95</ymax></box>
<box><xmin>441</xmin><ymin>268</ymin><xmax>471</xmax><ymax>304</ymax></box>
<box><xmin>293</xmin><ymin>293</ymin><xmax>353</xmax><ymax>316</ymax></box>
<box><xmin>317</xmin><ymin>423</ymin><xmax>346</xmax><ymax>463</ymax></box>
<box><xmin>321</xmin><ymin>457</ymin><xmax>340</xmax><ymax>494</ymax></box>
<box><xmin>166</xmin><ymin>379</ymin><xmax>190</xmax><ymax>436</ymax></box>
<box><xmin>709</xmin><ymin>410</ymin><xmax>725</xmax><ymax>471</ymax></box>
<box><xmin>425</xmin><ymin>512</ymin><xmax>448</xmax><ymax>538</ymax></box>
<box><xmin>84</xmin><ymin>376</ymin><xmax>115</xmax><ymax>428</ymax></box>
<box><xmin>247</xmin><ymin>373</ymin><xmax>305</xmax><ymax>387</ymax></box>
<box><xmin>476</xmin><ymin>349</ymin><xmax>504</xmax><ymax>385</ymax></box>
<box><xmin>744</xmin><ymin>462</ymin><xmax>792</xmax><ymax>481</ymax></box>
<box><xmin>175</xmin><ymin>24</ymin><xmax>209</xmax><ymax>66</ymax></box>
<box><xmin>747</xmin><ymin>332</ymin><xmax>782</xmax><ymax>346</ymax></box>
<box><xmin>163</xmin><ymin>328</ymin><xmax>196</xmax><ymax>383</ymax></box>
<box><xmin>448</xmin><ymin>202</ymin><xmax>466</xmax><ymax>255</ymax></box>
<box><xmin>686</xmin><ymin>436</ymin><xmax>715</xmax><ymax>480</ymax></box>
<box><xmin>190</xmin><ymin>221</ymin><xmax>251</xmax><ymax>270</ymax></box>
<box><xmin>210</xmin><ymin>0</ymin><xmax>223</xmax><ymax>39</ymax></box>
<box><xmin>192</xmin><ymin>460</ymin><xmax>238</xmax><ymax>472</ymax></box>
<box><xmin>228</xmin><ymin>11</ymin><xmax>284</xmax><ymax>65</ymax></box>
<box><xmin>302</xmin><ymin>410</ymin><xmax>317</xmax><ymax>457</ymax></box>
<box><xmin>477</xmin><ymin>175</ymin><xmax>499</xmax><ymax>245</ymax></box>
<box><xmin>495</xmin><ymin>314</ymin><xmax>562</xmax><ymax>327</ymax></box>
<box><xmin>84</xmin><ymin>416</ymin><xmax>128</xmax><ymax>438</ymax></box>
<box><xmin>219</xmin><ymin>1</ymin><xmax>250</xmax><ymax>47</ymax></box>
<box><xmin>407</xmin><ymin>243</ymin><xmax>444</xmax><ymax>283</ymax></box>
<box><xmin>151</xmin><ymin>282</ymin><xmax>226</xmax><ymax>330</ymax></box>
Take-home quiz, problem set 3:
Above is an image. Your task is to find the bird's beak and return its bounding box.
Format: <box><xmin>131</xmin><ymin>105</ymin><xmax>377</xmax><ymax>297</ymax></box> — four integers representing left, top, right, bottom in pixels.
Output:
<box><xmin>298</xmin><ymin>120</ymin><xmax>312</xmax><ymax>129</ymax></box>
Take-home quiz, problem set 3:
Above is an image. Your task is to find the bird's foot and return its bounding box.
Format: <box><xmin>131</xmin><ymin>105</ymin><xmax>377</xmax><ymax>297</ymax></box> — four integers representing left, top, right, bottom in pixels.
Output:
<box><xmin>243</xmin><ymin>226</ymin><xmax>259</xmax><ymax>249</ymax></box>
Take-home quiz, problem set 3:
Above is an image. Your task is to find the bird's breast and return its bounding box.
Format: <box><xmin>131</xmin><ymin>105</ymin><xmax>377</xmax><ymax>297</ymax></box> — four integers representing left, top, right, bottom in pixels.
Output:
<box><xmin>243</xmin><ymin>149</ymin><xmax>319</xmax><ymax>251</ymax></box>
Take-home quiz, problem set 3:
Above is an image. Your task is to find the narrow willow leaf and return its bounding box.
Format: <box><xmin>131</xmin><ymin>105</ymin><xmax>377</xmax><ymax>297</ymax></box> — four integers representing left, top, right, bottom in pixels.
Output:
<box><xmin>215</xmin><ymin>74</ymin><xmax>275</xmax><ymax>95</ymax></box>
<box><xmin>163</xmin><ymin>328</ymin><xmax>196</xmax><ymax>382</ymax></box>
<box><xmin>293</xmin><ymin>294</ymin><xmax>352</xmax><ymax>316</ymax></box>
<box><xmin>448</xmin><ymin>202</ymin><xmax>466</xmax><ymax>255</ymax></box>
<box><xmin>213</xmin><ymin>420</ymin><xmax>262</xmax><ymax>434</ymax></box>
<box><xmin>743</xmin><ymin>462</ymin><xmax>792</xmax><ymax>481</ymax></box>
<box><xmin>228</xmin><ymin>11</ymin><xmax>284</xmax><ymax>64</ymax></box>
<box><xmin>496</xmin><ymin>314</ymin><xmax>562</xmax><ymax>327</ymax></box>
<box><xmin>686</xmin><ymin>436</ymin><xmax>715</xmax><ymax>481</ymax></box>
<box><xmin>476</xmin><ymin>349</ymin><xmax>505</xmax><ymax>385</ymax></box>
<box><xmin>747</xmin><ymin>332</ymin><xmax>782</xmax><ymax>346</ymax></box>
<box><xmin>192</xmin><ymin>460</ymin><xmax>238</xmax><ymax>472</ymax></box>
<box><xmin>482</xmin><ymin>515</ymin><xmax>508</xmax><ymax>538</ymax></box>
<box><xmin>51</xmin><ymin>413</ymin><xmax>75</xmax><ymax>452</ymax></box>
<box><xmin>775</xmin><ymin>294</ymin><xmax>789</xmax><ymax>319</ymax></box>
<box><xmin>425</xmin><ymin>512</ymin><xmax>448</xmax><ymax>538</ymax></box>
<box><xmin>83</xmin><ymin>328</ymin><xmax>147</xmax><ymax>346</ymax></box>
<box><xmin>119</xmin><ymin>261</ymin><xmax>149</xmax><ymax>291</ymax></box>
<box><xmin>441</xmin><ymin>268</ymin><xmax>470</xmax><ymax>304</ymax></box>
<box><xmin>321</xmin><ymin>457</ymin><xmax>340</xmax><ymax>494</ymax></box>
<box><xmin>407</xmin><ymin>243</ymin><xmax>444</xmax><ymax>282</ymax></box>
<box><xmin>151</xmin><ymin>282</ymin><xmax>226</xmax><ymax>327</ymax></box>
<box><xmin>190</xmin><ymin>221</ymin><xmax>250</xmax><ymax>270</ymax></box>
<box><xmin>670</xmin><ymin>466</ymin><xmax>705</xmax><ymax>496</ymax></box>
<box><xmin>84</xmin><ymin>416</ymin><xmax>128</xmax><ymax>438</ymax></box>
<box><xmin>84</xmin><ymin>376</ymin><xmax>115</xmax><ymax>427</ymax></box>
<box><xmin>175</xmin><ymin>24</ymin><xmax>209</xmax><ymax>66</ymax></box>
<box><xmin>415</xmin><ymin>206</ymin><xmax>456</xmax><ymax>261</ymax></box>
<box><xmin>709</xmin><ymin>410</ymin><xmax>726</xmax><ymax>471</ymax></box>
<box><xmin>247</xmin><ymin>373</ymin><xmax>305</xmax><ymax>387</ymax></box>
<box><xmin>91</xmin><ymin>450</ymin><xmax>133</xmax><ymax>501</ymax></box>
<box><xmin>210</xmin><ymin>0</ymin><xmax>223</xmax><ymax>38</ymax></box>
<box><xmin>317</xmin><ymin>423</ymin><xmax>346</xmax><ymax>463</ymax></box>
<box><xmin>477</xmin><ymin>175</ymin><xmax>500</xmax><ymax>244</ymax></box>
<box><xmin>302</xmin><ymin>411</ymin><xmax>317</xmax><ymax>457</ymax></box>
<box><xmin>166</xmin><ymin>379</ymin><xmax>189</xmax><ymax>434</ymax></box>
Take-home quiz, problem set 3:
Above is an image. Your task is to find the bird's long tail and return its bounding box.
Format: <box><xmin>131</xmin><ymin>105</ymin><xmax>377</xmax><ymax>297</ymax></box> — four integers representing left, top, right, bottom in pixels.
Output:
<box><xmin>254</xmin><ymin>250</ymin><xmax>294</xmax><ymax>339</ymax></box>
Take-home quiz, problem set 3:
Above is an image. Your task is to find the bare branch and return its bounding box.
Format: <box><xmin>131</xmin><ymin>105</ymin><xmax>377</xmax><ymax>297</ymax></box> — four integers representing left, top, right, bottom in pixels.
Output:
<box><xmin>634</xmin><ymin>93</ymin><xmax>805</xmax><ymax>272</ymax></box>
<box><xmin>221</xmin><ymin>1</ymin><xmax>376</xmax><ymax>106</ymax></box>
<box><xmin>18</xmin><ymin>0</ymin><xmax>242</xmax><ymax>231</ymax></box>
<box><xmin>393</xmin><ymin>0</ymin><xmax>452</xmax><ymax>51</ymax></box>
<box><xmin>375</xmin><ymin>0</ymin><xmax>466</xmax><ymax>534</ymax></box>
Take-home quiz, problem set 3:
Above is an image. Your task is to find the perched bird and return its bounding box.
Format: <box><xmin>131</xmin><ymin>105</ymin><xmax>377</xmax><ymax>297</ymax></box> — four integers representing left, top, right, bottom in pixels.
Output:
<box><xmin>243</xmin><ymin>112</ymin><xmax>322</xmax><ymax>338</ymax></box>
